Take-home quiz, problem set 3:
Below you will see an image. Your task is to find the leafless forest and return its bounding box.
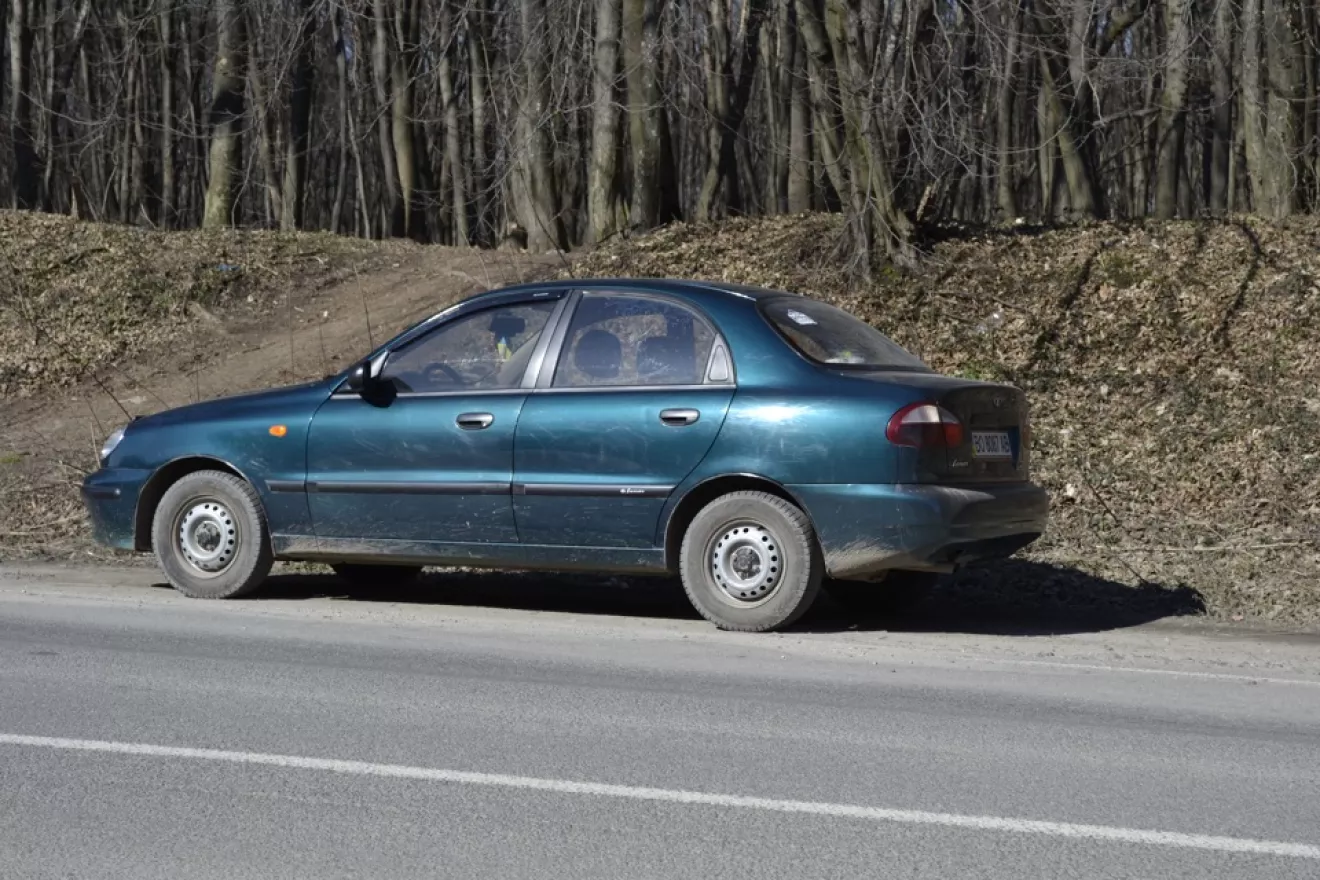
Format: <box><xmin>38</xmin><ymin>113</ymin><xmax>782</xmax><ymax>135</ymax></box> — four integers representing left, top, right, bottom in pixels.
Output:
<box><xmin>3</xmin><ymin>0</ymin><xmax>1318</xmax><ymax>268</ymax></box>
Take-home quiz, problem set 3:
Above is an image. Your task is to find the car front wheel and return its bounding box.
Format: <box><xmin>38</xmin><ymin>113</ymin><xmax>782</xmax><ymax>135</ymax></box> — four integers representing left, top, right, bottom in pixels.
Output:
<box><xmin>151</xmin><ymin>470</ymin><xmax>273</xmax><ymax>599</ymax></box>
<box><xmin>679</xmin><ymin>491</ymin><xmax>822</xmax><ymax>632</ymax></box>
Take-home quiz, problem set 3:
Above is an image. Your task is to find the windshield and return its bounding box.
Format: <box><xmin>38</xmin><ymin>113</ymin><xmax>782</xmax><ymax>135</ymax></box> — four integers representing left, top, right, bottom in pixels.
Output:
<box><xmin>760</xmin><ymin>297</ymin><xmax>929</xmax><ymax>370</ymax></box>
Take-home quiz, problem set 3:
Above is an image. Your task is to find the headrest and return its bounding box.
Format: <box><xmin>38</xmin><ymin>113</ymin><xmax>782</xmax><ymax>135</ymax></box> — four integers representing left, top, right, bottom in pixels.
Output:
<box><xmin>574</xmin><ymin>329</ymin><xmax>622</xmax><ymax>380</ymax></box>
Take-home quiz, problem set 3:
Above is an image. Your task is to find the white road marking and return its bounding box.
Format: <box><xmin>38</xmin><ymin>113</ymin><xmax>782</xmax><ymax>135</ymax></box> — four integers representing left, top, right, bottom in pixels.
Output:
<box><xmin>982</xmin><ymin>658</ymin><xmax>1320</xmax><ymax>688</ymax></box>
<box><xmin>3</xmin><ymin>733</ymin><xmax>1318</xmax><ymax>860</ymax></box>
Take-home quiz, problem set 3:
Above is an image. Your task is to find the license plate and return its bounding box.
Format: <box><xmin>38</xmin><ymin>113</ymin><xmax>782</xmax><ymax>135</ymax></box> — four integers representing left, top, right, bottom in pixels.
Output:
<box><xmin>971</xmin><ymin>431</ymin><xmax>1013</xmax><ymax>459</ymax></box>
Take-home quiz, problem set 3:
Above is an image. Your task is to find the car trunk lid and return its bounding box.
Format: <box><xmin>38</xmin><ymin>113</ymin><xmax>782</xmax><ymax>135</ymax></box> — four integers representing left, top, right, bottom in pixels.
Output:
<box><xmin>841</xmin><ymin>371</ymin><xmax>1031</xmax><ymax>484</ymax></box>
<box><xmin>936</xmin><ymin>383</ymin><xmax>1030</xmax><ymax>483</ymax></box>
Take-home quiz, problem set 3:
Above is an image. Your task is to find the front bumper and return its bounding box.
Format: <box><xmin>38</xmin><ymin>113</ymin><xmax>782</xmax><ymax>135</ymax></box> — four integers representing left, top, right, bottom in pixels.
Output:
<box><xmin>81</xmin><ymin>467</ymin><xmax>152</xmax><ymax>550</ymax></box>
<box><xmin>789</xmin><ymin>482</ymin><xmax>1049</xmax><ymax>579</ymax></box>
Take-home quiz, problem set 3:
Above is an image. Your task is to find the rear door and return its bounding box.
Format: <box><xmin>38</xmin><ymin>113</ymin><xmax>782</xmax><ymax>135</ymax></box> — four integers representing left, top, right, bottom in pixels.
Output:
<box><xmin>512</xmin><ymin>291</ymin><xmax>735</xmax><ymax>548</ymax></box>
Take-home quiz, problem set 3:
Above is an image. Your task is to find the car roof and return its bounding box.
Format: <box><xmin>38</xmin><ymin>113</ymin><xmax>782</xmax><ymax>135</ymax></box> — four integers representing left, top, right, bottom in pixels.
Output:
<box><xmin>470</xmin><ymin>277</ymin><xmax>800</xmax><ymax>305</ymax></box>
<box><xmin>382</xmin><ymin>278</ymin><xmax>806</xmax><ymax>359</ymax></box>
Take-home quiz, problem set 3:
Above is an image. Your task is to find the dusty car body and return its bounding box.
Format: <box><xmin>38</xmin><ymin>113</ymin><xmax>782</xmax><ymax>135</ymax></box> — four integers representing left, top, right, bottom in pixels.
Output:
<box><xmin>82</xmin><ymin>279</ymin><xmax>1048</xmax><ymax>631</ymax></box>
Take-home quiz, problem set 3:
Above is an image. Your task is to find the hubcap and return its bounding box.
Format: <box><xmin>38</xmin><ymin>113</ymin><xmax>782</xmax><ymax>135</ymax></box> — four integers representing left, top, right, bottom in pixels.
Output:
<box><xmin>177</xmin><ymin>500</ymin><xmax>238</xmax><ymax>575</ymax></box>
<box><xmin>711</xmin><ymin>523</ymin><xmax>780</xmax><ymax>603</ymax></box>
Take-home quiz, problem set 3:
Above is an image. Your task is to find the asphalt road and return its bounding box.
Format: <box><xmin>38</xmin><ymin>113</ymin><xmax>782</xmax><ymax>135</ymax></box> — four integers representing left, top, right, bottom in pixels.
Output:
<box><xmin>2</xmin><ymin>565</ymin><xmax>1319</xmax><ymax>880</ymax></box>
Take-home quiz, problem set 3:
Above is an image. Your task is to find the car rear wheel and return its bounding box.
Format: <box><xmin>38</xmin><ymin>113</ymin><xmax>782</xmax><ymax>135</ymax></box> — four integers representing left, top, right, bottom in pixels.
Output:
<box><xmin>679</xmin><ymin>491</ymin><xmax>822</xmax><ymax>632</ymax></box>
<box><xmin>331</xmin><ymin>564</ymin><xmax>423</xmax><ymax>588</ymax></box>
<box><xmin>151</xmin><ymin>470</ymin><xmax>273</xmax><ymax>599</ymax></box>
<box><xmin>823</xmin><ymin>571</ymin><xmax>937</xmax><ymax>618</ymax></box>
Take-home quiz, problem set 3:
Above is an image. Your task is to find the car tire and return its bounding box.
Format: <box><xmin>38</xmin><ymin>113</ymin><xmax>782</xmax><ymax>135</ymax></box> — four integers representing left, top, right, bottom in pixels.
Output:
<box><xmin>151</xmin><ymin>470</ymin><xmax>274</xmax><ymax>599</ymax></box>
<box><xmin>823</xmin><ymin>571</ymin><xmax>937</xmax><ymax>618</ymax></box>
<box><xmin>331</xmin><ymin>564</ymin><xmax>423</xmax><ymax>588</ymax></box>
<box><xmin>679</xmin><ymin>491</ymin><xmax>822</xmax><ymax>632</ymax></box>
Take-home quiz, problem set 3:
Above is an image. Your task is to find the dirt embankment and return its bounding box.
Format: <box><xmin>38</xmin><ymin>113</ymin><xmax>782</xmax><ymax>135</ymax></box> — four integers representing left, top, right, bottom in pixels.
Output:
<box><xmin>574</xmin><ymin>215</ymin><xmax>1320</xmax><ymax>624</ymax></box>
<box><xmin>0</xmin><ymin>211</ymin><xmax>557</xmax><ymax>554</ymax></box>
<box><xmin>2</xmin><ymin>210</ymin><xmax>1318</xmax><ymax>625</ymax></box>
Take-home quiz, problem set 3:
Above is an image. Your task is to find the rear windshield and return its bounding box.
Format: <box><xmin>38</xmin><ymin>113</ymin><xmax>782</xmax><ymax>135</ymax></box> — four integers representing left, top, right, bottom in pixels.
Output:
<box><xmin>760</xmin><ymin>298</ymin><xmax>929</xmax><ymax>371</ymax></box>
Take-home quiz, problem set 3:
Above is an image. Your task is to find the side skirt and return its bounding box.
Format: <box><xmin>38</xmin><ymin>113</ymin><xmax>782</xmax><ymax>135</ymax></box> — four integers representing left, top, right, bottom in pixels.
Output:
<box><xmin>271</xmin><ymin>535</ymin><xmax>669</xmax><ymax>575</ymax></box>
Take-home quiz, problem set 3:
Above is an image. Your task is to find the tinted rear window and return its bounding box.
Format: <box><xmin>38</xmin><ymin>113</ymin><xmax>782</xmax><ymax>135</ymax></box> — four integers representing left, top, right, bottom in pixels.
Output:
<box><xmin>761</xmin><ymin>298</ymin><xmax>928</xmax><ymax>370</ymax></box>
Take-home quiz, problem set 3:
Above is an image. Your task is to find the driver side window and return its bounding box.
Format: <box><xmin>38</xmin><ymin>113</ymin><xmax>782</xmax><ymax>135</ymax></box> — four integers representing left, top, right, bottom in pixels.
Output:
<box><xmin>380</xmin><ymin>301</ymin><xmax>556</xmax><ymax>393</ymax></box>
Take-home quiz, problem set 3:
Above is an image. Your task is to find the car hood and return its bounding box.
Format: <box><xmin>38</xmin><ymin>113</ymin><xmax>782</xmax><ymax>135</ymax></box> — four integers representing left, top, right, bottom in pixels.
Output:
<box><xmin>132</xmin><ymin>379</ymin><xmax>337</xmax><ymax>429</ymax></box>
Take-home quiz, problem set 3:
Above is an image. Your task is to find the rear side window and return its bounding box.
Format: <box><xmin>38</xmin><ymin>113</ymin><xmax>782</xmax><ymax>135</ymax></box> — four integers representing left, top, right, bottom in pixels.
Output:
<box><xmin>552</xmin><ymin>293</ymin><xmax>718</xmax><ymax>387</ymax></box>
<box><xmin>761</xmin><ymin>298</ymin><xmax>928</xmax><ymax>371</ymax></box>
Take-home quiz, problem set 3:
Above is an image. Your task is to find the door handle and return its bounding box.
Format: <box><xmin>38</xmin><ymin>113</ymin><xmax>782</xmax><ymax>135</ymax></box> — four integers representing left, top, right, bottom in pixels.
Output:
<box><xmin>456</xmin><ymin>412</ymin><xmax>495</xmax><ymax>430</ymax></box>
<box><xmin>660</xmin><ymin>408</ymin><xmax>700</xmax><ymax>427</ymax></box>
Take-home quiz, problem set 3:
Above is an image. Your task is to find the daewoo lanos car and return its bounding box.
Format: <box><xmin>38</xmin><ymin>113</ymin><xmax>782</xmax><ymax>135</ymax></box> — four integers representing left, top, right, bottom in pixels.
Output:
<box><xmin>82</xmin><ymin>280</ymin><xmax>1048</xmax><ymax>631</ymax></box>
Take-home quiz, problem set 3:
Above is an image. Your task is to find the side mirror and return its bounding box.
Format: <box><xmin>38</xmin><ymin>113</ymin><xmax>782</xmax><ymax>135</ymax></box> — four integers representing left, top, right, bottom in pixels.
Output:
<box><xmin>344</xmin><ymin>363</ymin><xmax>370</xmax><ymax>393</ymax></box>
<box><xmin>344</xmin><ymin>352</ymin><xmax>389</xmax><ymax>395</ymax></box>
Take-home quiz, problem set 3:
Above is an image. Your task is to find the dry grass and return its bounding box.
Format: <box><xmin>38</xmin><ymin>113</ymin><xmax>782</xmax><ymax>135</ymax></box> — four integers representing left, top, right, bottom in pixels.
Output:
<box><xmin>0</xmin><ymin>210</ymin><xmax>414</xmax><ymax>397</ymax></box>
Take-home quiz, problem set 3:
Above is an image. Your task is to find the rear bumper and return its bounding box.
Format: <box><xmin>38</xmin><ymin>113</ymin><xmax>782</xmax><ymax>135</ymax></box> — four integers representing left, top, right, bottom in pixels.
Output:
<box><xmin>789</xmin><ymin>482</ymin><xmax>1049</xmax><ymax>579</ymax></box>
<box><xmin>81</xmin><ymin>467</ymin><xmax>151</xmax><ymax>551</ymax></box>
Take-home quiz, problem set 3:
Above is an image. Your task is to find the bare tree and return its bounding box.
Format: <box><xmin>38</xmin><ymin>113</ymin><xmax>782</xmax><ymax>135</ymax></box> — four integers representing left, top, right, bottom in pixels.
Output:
<box><xmin>281</xmin><ymin>0</ymin><xmax>315</xmax><ymax>230</ymax></box>
<box><xmin>1209</xmin><ymin>0</ymin><xmax>1236</xmax><ymax>213</ymax></box>
<box><xmin>1155</xmin><ymin>0</ymin><xmax>1191</xmax><ymax>219</ymax></box>
<box><xmin>586</xmin><ymin>0</ymin><xmax>622</xmax><ymax>243</ymax></box>
<box><xmin>202</xmin><ymin>0</ymin><xmax>245</xmax><ymax>229</ymax></box>
<box><xmin>623</xmin><ymin>0</ymin><xmax>673</xmax><ymax>230</ymax></box>
<box><xmin>516</xmin><ymin>0</ymin><xmax>564</xmax><ymax>250</ymax></box>
<box><xmin>9</xmin><ymin>0</ymin><xmax>38</xmax><ymax>208</ymax></box>
<box><xmin>1</xmin><ymin>0</ymin><xmax>1319</xmax><ymax>265</ymax></box>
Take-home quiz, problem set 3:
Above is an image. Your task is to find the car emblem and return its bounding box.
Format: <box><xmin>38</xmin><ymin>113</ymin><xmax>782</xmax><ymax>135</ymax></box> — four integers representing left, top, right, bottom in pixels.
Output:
<box><xmin>992</xmin><ymin>394</ymin><xmax>1006</xmax><ymax>408</ymax></box>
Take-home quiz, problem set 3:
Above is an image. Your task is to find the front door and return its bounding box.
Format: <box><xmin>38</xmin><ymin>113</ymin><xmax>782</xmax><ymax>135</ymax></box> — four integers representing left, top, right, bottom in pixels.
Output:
<box><xmin>512</xmin><ymin>292</ymin><xmax>735</xmax><ymax>548</ymax></box>
<box><xmin>307</xmin><ymin>299</ymin><xmax>559</xmax><ymax>545</ymax></box>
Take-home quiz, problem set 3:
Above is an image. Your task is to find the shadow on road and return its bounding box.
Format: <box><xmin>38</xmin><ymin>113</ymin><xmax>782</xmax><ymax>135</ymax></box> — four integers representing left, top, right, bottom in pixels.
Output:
<box><xmin>214</xmin><ymin>558</ymin><xmax>1207</xmax><ymax>638</ymax></box>
<box><xmin>816</xmin><ymin>560</ymin><xmax>1207</xmax><ymax>637</ymax></box>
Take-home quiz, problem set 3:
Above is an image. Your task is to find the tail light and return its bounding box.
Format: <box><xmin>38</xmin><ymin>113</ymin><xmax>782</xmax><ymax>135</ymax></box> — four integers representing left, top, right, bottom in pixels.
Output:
<box><xmin>886</xmin><ymin>402</ymin><xmax>965</xmax><ymax>448</ymax></box>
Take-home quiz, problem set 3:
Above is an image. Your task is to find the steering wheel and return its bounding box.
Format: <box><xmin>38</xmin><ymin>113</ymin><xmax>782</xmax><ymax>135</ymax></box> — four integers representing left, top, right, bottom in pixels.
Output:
<box><xmin>422</xmin><ymin>362</ymin><xmax>466</xmax><ymax>387</ymax></box>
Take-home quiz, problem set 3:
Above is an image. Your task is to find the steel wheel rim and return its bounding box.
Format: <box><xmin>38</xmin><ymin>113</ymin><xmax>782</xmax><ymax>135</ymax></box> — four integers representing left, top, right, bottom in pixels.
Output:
<box><xmin>710</xmin><ymin>521</ymin><xmax>781</xmax><ymax>605</ymax></box>
<box><xmin>175</xmin><ymin>498</ymin><xmax>239</xmax><ymax>576</ymax></box>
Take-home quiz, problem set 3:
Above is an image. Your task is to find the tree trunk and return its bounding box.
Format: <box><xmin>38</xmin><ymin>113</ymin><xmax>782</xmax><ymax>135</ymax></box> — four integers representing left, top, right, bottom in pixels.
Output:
<box><xmin>330</xmin><ymin>2</ymin><xmax>351</xmax><ymax>232</ymax></box>
<box><xmin>248</xmin><ymin>18</ymin><xmax>281</xmax><ymax>227</ymax></box>
<box><xmin>281</xmin><ymin>0</ymin><xmax>315</xmax><ymax>230</ymax></box>
<box><xmin>760</xmin><ymin>0</ymin><xmax>791</xmax><ymax>214</ymax></box>
<box><xmin>9</xmin><ymin>0</ymin><xmax>39</xmax><ymax>208</ymax></box>
<box><xmin>1240</xmin><ymin>0</ymin><xmax>1298</xmax><ymax>218</ymax></box>
<box><xmin>785</xmin><ymin>4</ymin><xmax>812</xmax><ymax>213</ymax></box>
<box><xmin>1303</xmin><ymin>0</ymin><xmax>1318</xmax><ymax>209</ymax></box>
<box><xmin>588</xmin><ymin>0</ymin><xmax>622</xmax><ymax>243</ymax></box>
<box><xmin>1037</xmin><ymin>53</ymin><xmax>1098</xmax><ymax>219</ymax></box>
<box><xmin>518</xmin><ymin>0</ymin><xmax>562</xmax><ymax>251</ymax></box>
<box><xmin>202</xmin><ymin>0</ymin><xmax>244</xmax><ymax>229</ymax></box>
<box><xmin>819</xmin><ymin>0</ymin><xmax>913</xmax><ymax>268</ymax></box>
<box><xmin>696</xmin><ymin>0</ymin><xmax>731</xmax><ymax>219</ymax></box>
<box><xmin>1154</xmin><ymin>0</ymin><xmax>1191</xmax><ymax>219</ymax></box>
<box><xmin>1209</xmin><ymin>0</ymin><xmax>1234</xmax><ymax>213</ymax></box>
<box><xmin>996</xmin><ymin>0</ymin><xmax>1021</xmax><ymax>220</ymax></box>
<box><xmin>439</xmin><ymin>2</ymin><xmax>468</xmax><ymax>244</ymax></box>
<box><xmin>391</xmin><ymin>0</ymin><xmax>421</xmax><ymax>238</ymax></box>
<box><xmin>117</xmin><ymin>44</ymin><xmax>138</xmax><ymax>224</ymax></box>
<box><xmin>1260</xmin><ymin>0</ymin><xmax>1304</xmax><ymax>217</ymax></box>
<box><xmin>469</xmin><ymin>4</ymin><xmax>491</xmax><ymax>245</ymax></box>
<box><xmin>623</xmin><ymin>0</ymin><xmax>670</xmax><ymax>230</ymax></box>
<box><xmin>793</xmin><ymin>0</ymin><xmax>845</xmax><ymax>205</ymax></box>
<box><xmin>371</xmin><ymin>0</ymin><xmax>402</xmax><ymax>235</ymax></box>
<box><xmin>696</xmin><ymin>0</ymin><xmax>767</xmax><ymax>220</ymax></box>
<box><xmin>158</xmin><ymin>0</ymin><xmax>177</xmax><ymax>226</ymax></box>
